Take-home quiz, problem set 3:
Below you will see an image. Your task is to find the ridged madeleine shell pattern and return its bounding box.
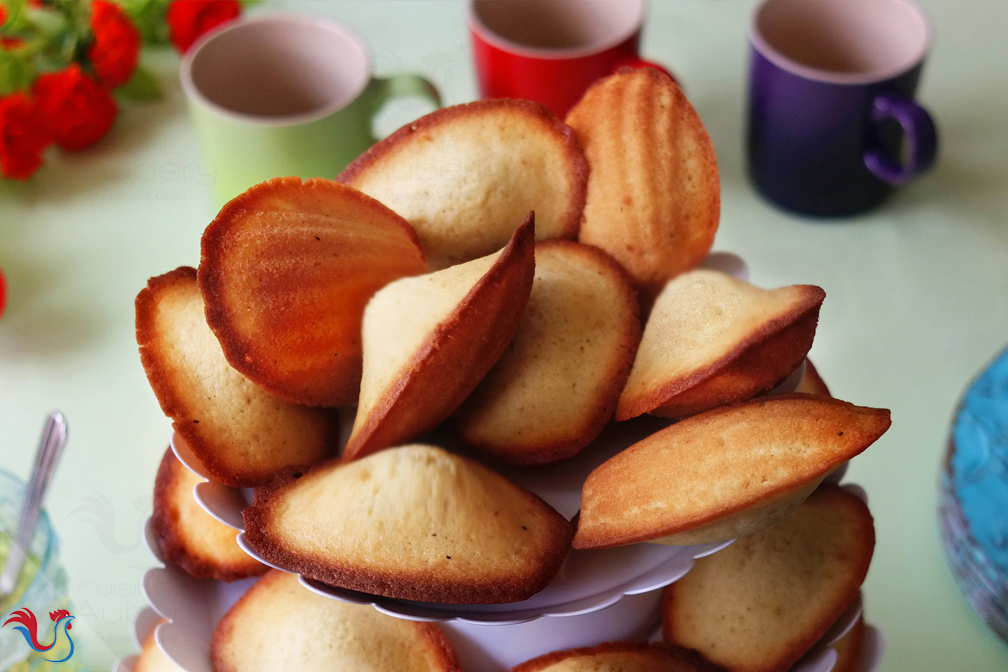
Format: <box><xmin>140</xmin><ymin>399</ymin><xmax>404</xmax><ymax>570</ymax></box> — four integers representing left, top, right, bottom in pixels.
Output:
<box><xmin>198</xmin><ymin>177</ymin><xmax>427</xmax><ymax>408</ymax></box>
<box><xmin>566</xmin><ymin>67</ymin><xmax>720</xmax><ymax>300</ymax></box>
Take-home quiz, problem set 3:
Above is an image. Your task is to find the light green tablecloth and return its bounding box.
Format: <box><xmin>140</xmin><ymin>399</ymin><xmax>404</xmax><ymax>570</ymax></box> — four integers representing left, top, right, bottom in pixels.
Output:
<box><xmin>1</xmin><ymin>1</ymin><xmax>1006</xmax><ymax>670</ymax></box>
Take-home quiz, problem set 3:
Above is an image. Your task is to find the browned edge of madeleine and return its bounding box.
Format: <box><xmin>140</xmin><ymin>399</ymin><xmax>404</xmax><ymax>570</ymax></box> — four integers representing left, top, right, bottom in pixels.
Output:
<box><xmin>616</xmin><ymin>285</ymin><xmax>825</xmax><ymax>421</ymax></box>
<box><xmin>576</xmin><ymin>394</ymin><xmax>890</xmax><ymax>548</ymax></box>
<box><xmin>661</xmin><ymin>484</ymin><xmax>875</xmax><ymax>672</ymax></box>
<box><xmin>513</xmin><ymin>641</ymin><xmax>720</xmax><ymax>672</ymax></box>
<box><xmin>135</xmin><ymin>266</ymin><xmax>340</xmax><ymax>487</ymax></box>
<box><xmin>344</xmin><ymin>213</ymin><xmax>537</xmax><ymax>460</ymax></box>
<box><xmin>150</xmin><ymin>447</ymin><xmax>266</xmax><ymax>582</ymax></box>
<box><xmin>241</xmin><ymin>454</ymin><xmax>574</xmax><ymax>604</ymax></box>
<box><xmin>652</xmin><ymin>305</ymin><xmax>821</xmax><ymax>419</ymax></box>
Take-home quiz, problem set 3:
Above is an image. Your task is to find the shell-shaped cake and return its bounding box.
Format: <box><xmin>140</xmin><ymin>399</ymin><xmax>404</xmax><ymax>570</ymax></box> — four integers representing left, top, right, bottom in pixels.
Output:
<box><xmin>135</xmin><ymin>267</ymin><xmax>338</xmax><ymax>486</ymax></box>
<box><xmin>574</xmin><ymin>395</ymin><xmax>890</xmax><ymax>549</ymax></box>
<box><xmin>344</xmin><ymin>216</ymin><xmax>535</xmax><ymax>460</ymax></box>
<box><xmin>151</xmin><ymin>448</ymin><xmax>265</xmax><ymax>582</ymax></box>
<box><xmin>663</xmin><ymin>485</ymin><xmax>875</xmax><ymax>672</ymax></box>
<box><xmin>566</xmin><ymin>67</ymin><xmax>720</xmax><ymax>299</ymax></box>
<box><xmin>457</xmin><ymin>240</ymin><xmax>640</xmax><ymax>464</ymax></box>
<box><xmin>617</xmin><ymin>270</ymin><xmax>825</xmax><ymax>421</ymax></box>
<box><xmin>242</xmin><ymin>445</ymin><xmax>574</xmax><ymax>604</ymax></box>
<box><xmin>339</xmin><ymin>99</ymin><xmax>587</xmax><ymax>270</ymax></box>
<box><xmin>512</xmin><ymin>642</ymin><xmax>711</xmax><ymax>672</ymax></box>
<box><xmin>211</xmin><ymin>570</ymin><xmax>461</xmax><ymax>672</ymax></box>
<box><xmin>199</xmin><ymin>177</ymin><xmax>427</xmax><ymax>407</ymax></box>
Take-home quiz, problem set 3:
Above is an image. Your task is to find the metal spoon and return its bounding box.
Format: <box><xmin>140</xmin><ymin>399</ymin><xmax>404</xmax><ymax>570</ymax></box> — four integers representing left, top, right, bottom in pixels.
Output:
<box><xmin>0</xmin><ymin>412</ymin><xmax>68</xmax><ymax>597</ymax></box>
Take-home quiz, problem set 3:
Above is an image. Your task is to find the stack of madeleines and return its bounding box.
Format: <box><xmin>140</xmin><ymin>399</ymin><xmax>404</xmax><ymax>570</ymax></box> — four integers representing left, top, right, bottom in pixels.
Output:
<box><xmin>136</xmin><ymin>68</ymin><xmax>889</xmax><ymax>671</ymax></box>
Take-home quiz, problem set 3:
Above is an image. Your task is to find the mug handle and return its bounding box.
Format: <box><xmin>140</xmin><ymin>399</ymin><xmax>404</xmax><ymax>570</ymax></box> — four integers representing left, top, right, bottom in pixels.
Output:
<box><xmin>366</xmin><ymin>74</ymin><xmax>442</xmax><ymax>140</ymax></box>
<box><xmin>863</xmin><ymin>93</ymin><xmax>938</xmax><ymax>185</ymax></box>
<box><xmin>615</xmin><ymin>57</ymin><xmax>679</xmax><ymax>87</ymax></box>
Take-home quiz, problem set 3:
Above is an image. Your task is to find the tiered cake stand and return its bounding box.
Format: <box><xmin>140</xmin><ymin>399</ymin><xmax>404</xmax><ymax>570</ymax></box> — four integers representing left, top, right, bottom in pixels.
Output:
<box><xmin>116</xmin><ymin>254</ymin><xmax>884</xmax><ymax>672</ymax></box>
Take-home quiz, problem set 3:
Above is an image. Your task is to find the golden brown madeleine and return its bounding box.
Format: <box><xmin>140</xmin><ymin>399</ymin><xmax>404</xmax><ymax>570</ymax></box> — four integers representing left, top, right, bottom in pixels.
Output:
<box><xmin>198</xmin><ymin>177</ymin><xmax>427</xmax><ymax>407</ymax></box>
<box><xmin>663</xmin><ymin>486</ymin><xmax>875</xmax><ymax>672</ymax></box>
<box><xmin>573</xmin><ymin>395</ymin><xmax>890</xmax><ymax>548</ymax></box>
<box><xmin>832</xmin><ymin>615</ymin><xmax>866</xmax><ymax>672</ymax></box>
<box><xmin>796</xmin><ymin>359</ymin><xmax>832</xmax><ymax>396</ymax></box>
<box><xmin>135</xmin><ymin>626</ymin><xmax>184</xmax><ymax>672</ymax></box>
<box><xmin>344</xmin><ymin>216</ymin><xmax>536</xmax><ymax>461</ymax></box>
<box><xmin>617</xmin><ymin>270</ymin><xmax>825</xmax><ymax>421</ymax></box>
<box><xmin>136</xmin><ymin>267</ymin><xmax>338</xmax><ymax>486</ymax></box>
<box><xmin>242</xmin><ymin>445</ymin><xmax>574</xmax><ymax>604</ymax></box>
<box><xmin>456</xmin><ymin>240</ymin><xmax>640</xmax><ymax>464</ymax></box>
<box><xmin>211</xmin><ymin>570</ymin><xmax>460</xmax><ymax>672</ymax></box>
<box><xmin>339</xmin><ymin>99</ymin><xmax>586</xmax><ymax>270</ymax></box>
<box><xmin>566</xmin><ymin>67</ymin><xmax>720</xmax><ymax>299</ymax></box>
<box><xmin>512</xmin><ymin>642</ymin><xmax>714</xmax><ymax>672</ymax></box>
<box><xmin>151</xmin><ymin>448</ymin><xmax>265</xmax><ymax>582</ymax></box>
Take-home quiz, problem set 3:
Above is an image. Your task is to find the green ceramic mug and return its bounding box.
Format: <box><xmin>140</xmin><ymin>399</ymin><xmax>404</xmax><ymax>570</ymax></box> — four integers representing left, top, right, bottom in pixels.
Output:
<box><xmin>180</xmin><ymin>14</ymin><xmax>441</xmax><ymax>205</ymax></box>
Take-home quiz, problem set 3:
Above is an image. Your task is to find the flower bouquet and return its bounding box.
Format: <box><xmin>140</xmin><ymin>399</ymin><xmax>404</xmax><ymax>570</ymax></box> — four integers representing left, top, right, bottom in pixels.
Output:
<box><xmin>0</xmin><ymin>0</ymin><xmax>243</xmax><ymax>180</ymax></box>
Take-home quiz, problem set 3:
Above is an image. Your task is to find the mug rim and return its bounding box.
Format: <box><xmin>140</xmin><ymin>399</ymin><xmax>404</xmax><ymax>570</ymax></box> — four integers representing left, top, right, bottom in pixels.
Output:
<box><xmin>749</xmin><ymin>0</ymin><xmax>932</xmax><ymax>85</ymax></box>
<box><xmin>179</xmin><ymin>13</ymin><xmax>373</xmax><ymax>127</ymax></box>
<box><xmin>467</xmin><ymin>0</ymin><xmax>645</xmax><ymax>60</ymax></box>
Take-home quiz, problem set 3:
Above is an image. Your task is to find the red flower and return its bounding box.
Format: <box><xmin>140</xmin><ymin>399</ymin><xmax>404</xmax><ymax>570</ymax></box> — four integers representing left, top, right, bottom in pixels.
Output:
<box><xmin>0</xmin><ymin>3</ymin><xmax>7</xmax><ymax>26</ymax></box>
<box><xmin>87</xmin><ymin>0</ymin><xmax>141</xmax><ymax>88</ymax></box>
<box><xmin>0</xmin><ymin>93</ymin><xmax>52</xmax><ymax>180</ymax></box>
<box><xmin>0</xmin><ymin>36</ymin><xmax>25</xmax><ymax>50</ymax></box>
<box><xmin>165</xmin><ymin>0</ymin><xmax>240</xmax><ymax>54</ymax></box>
<box><xmin>33</xmin><ymin>65</ymin><xmax>118</xmax><ymax>151</ymax></box>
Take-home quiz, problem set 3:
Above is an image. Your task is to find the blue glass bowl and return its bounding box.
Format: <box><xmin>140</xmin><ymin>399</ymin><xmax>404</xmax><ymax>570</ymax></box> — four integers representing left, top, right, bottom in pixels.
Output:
<box><xmin>0</xmin><ymin>467</ymin><xmax>73</xmax><ymax>672</ymax></box>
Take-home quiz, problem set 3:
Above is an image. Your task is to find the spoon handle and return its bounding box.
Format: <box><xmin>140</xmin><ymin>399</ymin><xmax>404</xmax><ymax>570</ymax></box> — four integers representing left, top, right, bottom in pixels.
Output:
<box><xmin>0</xmin><ymin>412</ymin><xmax>68</xmax><ymax>596</ymax></box>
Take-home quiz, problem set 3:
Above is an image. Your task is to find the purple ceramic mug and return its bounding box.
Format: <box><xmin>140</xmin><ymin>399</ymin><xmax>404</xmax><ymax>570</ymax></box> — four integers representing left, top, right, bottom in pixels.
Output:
<box><xmin>747</xmin><ymin>0</ymin><xmax>938</xmax><ymax>216</ymax></box>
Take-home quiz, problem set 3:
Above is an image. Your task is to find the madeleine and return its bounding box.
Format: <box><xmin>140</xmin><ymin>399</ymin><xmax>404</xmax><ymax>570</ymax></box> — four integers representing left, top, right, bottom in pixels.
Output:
<box><xmin>212</xmin><ymin>570</ymin><xmax>461</xmax><ymax>672</ymax></box>
<box><xmin>457</xmin><ymin>240</ymin><xmax>640</xmax><ymax>464</ymax></box>
<box><xmin>151</xmin><ymin>448</ymin><xmax>265</xmax><ymax>582</ymax></box>
<box><xmin>574</xmin><ymin>395</ymin><xmax>890</xmax><ymax>548</ymax></box>
<box><xmin>512</xmin><ymin>642</ymin><xmax>711</xmax><ymax>672</ymax></box>
<box><xmin>663</xmin><ymin>485</ymin><xmax>874</xmax><ymax>672</ymax></box>
<box><xmin>198</xmin><ymin>177</ymin><xmax>427</xmax><ymax>407</ymax></box>
<box><xmin>567</xmin><ymin>67</ymin><xmax>720</xmax><ymax>300</ymax></box>
<box><xmin>136</xmin><ymin>267</ymin><xmax>338</xmax><ymax>486</ymax></box>
<box><xmin>344</xmin><ymin>215</ymin><xmax>535</xmax><ymax>460</ymax></box>
<box><xmin>617</xmin><ymin>270</ymin><xmax>825</xmax><ymax>420</ymax></box>
<box><xmin>340</xmin><ymin>99</ymin><xmax>586</xmax><ymax>270</ymax></box>
<box><xmin>242</xmin><ymin>446</ymin><xmax>573</xmax><ymax>604</ymax></box>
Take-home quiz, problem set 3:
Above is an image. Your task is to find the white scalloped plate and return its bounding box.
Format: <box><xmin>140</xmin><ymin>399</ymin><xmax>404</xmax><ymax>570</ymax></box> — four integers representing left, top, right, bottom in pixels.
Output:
<box><xmin>138</xmin><ymin>514</ymin><xmax>882</xmax><ymax>672</ymax></box>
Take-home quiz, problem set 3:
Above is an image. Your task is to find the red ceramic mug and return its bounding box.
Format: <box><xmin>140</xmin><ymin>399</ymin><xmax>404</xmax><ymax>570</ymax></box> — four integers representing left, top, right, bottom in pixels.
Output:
<box><xmin>468</xmin><ymin>0</ymin><xmax>673</xmax><ymax>118</ymax></box>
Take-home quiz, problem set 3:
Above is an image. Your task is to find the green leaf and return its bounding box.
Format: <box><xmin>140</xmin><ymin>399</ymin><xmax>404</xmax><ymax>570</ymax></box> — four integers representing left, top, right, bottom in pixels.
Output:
<box><xmin>116</xmin><ymin>63</ymin><xmax>163</xmax><ymax>102</ymax></box>
<box><xmin>0</xmin><ymin>48</ymin><xmax>35</xmax><ymax>95</ymax></box>
<box><xmin>121</xmin><ymin>0</ymin><xmax>171</xmax><ymax>45</ymax></box>
<box><xmin>1</xmin><ymin>1</ymin><xmax>30</xmax><ymax>33</ymax></box>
